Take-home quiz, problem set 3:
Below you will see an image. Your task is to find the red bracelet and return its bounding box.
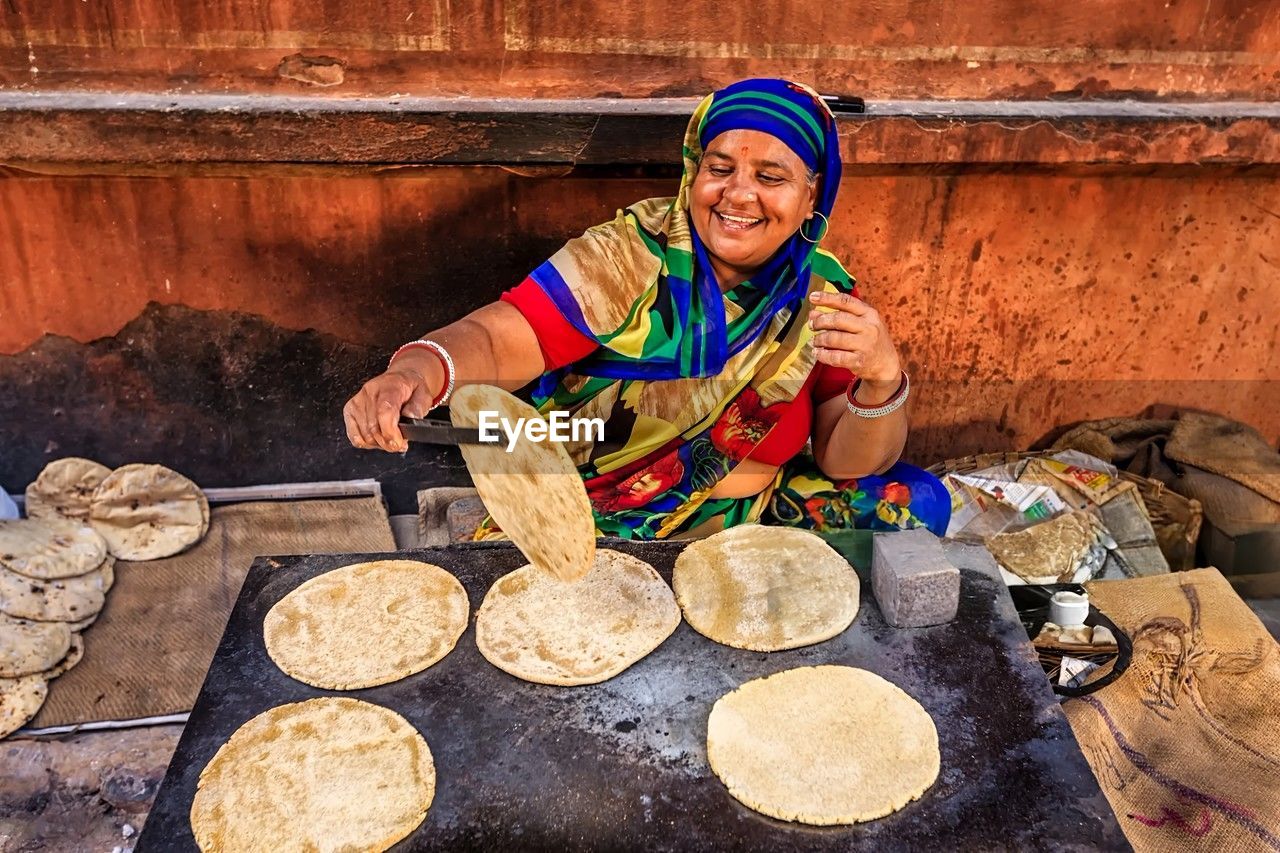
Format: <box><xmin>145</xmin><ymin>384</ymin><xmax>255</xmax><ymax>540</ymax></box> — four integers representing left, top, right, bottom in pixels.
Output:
<box><xmin>388</xmin><ymin>340</ymin><xmax>454</xmax><ymax>408</ymax></box>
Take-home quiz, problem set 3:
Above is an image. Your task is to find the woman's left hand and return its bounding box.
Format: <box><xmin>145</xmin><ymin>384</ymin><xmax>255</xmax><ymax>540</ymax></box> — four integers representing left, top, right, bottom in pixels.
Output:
<box><xmin>807</xmin><ymin>290</ymin><xmax>902</xmax><ymax>384</ymax></box>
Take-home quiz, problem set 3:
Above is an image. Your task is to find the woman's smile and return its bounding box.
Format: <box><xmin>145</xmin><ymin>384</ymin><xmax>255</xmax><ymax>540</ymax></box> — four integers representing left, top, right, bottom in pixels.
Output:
<box><xmin>690</xmin><ymin>128</ymin><xmax>818</xmax><ymax>288</ymax></box>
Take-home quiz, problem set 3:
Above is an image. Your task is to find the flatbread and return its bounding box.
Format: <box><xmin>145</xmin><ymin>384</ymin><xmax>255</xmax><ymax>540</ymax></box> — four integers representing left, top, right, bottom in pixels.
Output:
<box><xmin>476</xmin><ymin>549</ymin><xmax>680</xmax><ymax>686</ymax></box>
<box><xmin>24</xmin><ymin>457</ymin><xmax>113</xmax><ymax>522</ymax></box>
<box><xmin>44</xmin><ymin>632</ymin><xmax>85</xmax><ymax>679</ymax></box>
<box><xmin>0</xmin><ymin>614</ymin><xmax>72</xmax><ymax>678</ymax></box>
<box><xmin>0</xmin><ymin>557</ymin><xmax>114</xmax><ymax>623</ymax></box>
<box><xmin>986</xmin><ymin>511</ymin><xmax>1101</xmax><ymax>583</ymax></box>
<box><xmin>673</xmin><ymin>525</ymin><xmax>859</xmax><ymax>651</ymax></box>
<box><xmin>88</xmin><ymin>463</ymin><xmax>209</xmax><ymax>560</ymax></box>
<box><xmin>1</xmin><ymin>674</ymin><xmax>48</xmax><ymax>739</ymax></box>
<box><xmin>707</xmin><ymin>665</ymin><xmax>939</xmax><ymax>825</ymax></box>
<box><xmin>189</xmin><ymin>698</ymin><xmax>434</xmax><ymax>852</ymax></box>
<box><xmin>0</xmin><ymin>518</ymin><xmax>107</xmax><ymax>579</ymax></box>
<box><xmin>450</xmin><ymin>384</ymin><xmax>595</xmax><ymax>582</ymax></box>
<box><xmin>66</xmin><ymin>613</ymin><xmax>98</xmax><ymax>632</ymax></box>
<box><xmin>264</xmin><ymin>560</ymin><xmax>469</xmax><ymax>690</ymax></box>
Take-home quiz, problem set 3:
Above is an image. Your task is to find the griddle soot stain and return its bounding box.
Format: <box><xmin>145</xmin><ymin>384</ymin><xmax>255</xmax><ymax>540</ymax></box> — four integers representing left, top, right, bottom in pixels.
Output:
<box><xmin>614</xmin><ymin>719</ymin><xmax>640</xmax><ymax>733</ymax></box>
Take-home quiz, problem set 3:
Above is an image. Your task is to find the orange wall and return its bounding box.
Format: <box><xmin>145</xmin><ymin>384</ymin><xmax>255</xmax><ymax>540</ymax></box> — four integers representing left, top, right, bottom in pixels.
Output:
<box><xmin>2</xmin><ymin>0</ymin><xmax>1278</xmax><ymax>99</ymax></box>
<box><xmin>3</xmin><ymin>169</ymin><xmax>1275</xmax><ymax>460</ymax></box>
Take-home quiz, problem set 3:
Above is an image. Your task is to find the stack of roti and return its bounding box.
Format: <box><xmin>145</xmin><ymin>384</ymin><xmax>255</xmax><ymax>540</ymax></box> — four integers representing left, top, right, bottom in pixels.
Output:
<box><xmin>28</xmin><ymin>457</ymin><xmax>209</xmax><ymax>560</ymax></box>
<box><xmin>0</xmin><ymin>517</ymin><xmax>112</xmax><ymax>737</ymax></box>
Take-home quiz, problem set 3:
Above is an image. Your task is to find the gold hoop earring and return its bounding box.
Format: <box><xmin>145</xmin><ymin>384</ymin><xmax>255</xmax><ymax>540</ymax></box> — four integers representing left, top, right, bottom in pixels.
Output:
<box><xmin>800</xmin><ymin>211</ymin><xmax>829</xmax><ymax>244</ymax></box>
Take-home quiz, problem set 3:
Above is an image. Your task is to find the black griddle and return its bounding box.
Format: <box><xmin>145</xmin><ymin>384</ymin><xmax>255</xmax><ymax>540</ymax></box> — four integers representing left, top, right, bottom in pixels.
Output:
<box><xmin>139</xmin><ymin>539</ymin><xmax>1126</xmax><ymax>851</ymax></box>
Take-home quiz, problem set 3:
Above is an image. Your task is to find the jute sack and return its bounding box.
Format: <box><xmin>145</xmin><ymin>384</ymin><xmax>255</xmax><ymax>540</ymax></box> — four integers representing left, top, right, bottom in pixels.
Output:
<box><xmin>1062</xmin><ymin>569</ymin><xmax>1280</xmax><ymax>852</ymax></box>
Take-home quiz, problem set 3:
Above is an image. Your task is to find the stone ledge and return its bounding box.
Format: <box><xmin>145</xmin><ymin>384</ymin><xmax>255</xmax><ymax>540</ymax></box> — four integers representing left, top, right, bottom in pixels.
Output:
<box><xmin>2</xmin><ymin>93</ymin><xmax>1278</xmax><ymax>171</ymax></box>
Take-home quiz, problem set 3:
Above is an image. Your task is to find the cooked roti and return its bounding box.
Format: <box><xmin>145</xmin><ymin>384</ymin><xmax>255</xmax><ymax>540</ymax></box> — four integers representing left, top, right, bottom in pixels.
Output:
<box><xmin>450</xmin><ymin>384</ymin><xmax>595</xmax><ymax>582</ymax></box>
<box><xmin>707</xmin><ymin>665</ymin><xmax>940</xmax><ymax>825</ymax></box>
<box><xmin>0</xmin><ymin>614</ymin><xmax>72</xmax><ymax>678</ymax></box>
<box><xmin>0</xmin><ymin>558</ymin><xmax>113</xmax><ymax>623</ymax></box>
<box><xmin>190</xmin><ymin>698</ymin><xmax>434</xmax><ymax>852</ymax></box>
<box><xmin>88</xmin><ymin>463</ymin><xmax>209</xmax><ymax>560</ymax></box>
<box><xmin>25</xmin><ymin>458</ymin><xmax>113</xmax><ymax>522</ymax></box>
<box><xmin>44</xmin><ymin>632</ymin><xmax>85</xmax><ymax>679</ymax></box>
<box><xmin>0</xmin><ymin>518</ymin><xmax>107</xmax><ymax>580</ymax></box>
<box><xmin>264</xmin><ymin>560</ymin><xmax>469</xmax><ymax>690</ymax></box>
<box><xmin>987</xmin><ymin>511</ymin><xmax>1100</xmax><ymax>583</ymax></box>
<box><xmin>1</xmin><ymin>674</ymin><xmax>48</xmax><ymax>739</ymax></box>
<box><xmin>476</xmin><ymin>549</ymin><xmax>680</xmax><ymax>686</ymax></box>
<box><xmin>673</xmin><ymin>525</ymin><xmax>859</xmax><ymax>651</ymax></box>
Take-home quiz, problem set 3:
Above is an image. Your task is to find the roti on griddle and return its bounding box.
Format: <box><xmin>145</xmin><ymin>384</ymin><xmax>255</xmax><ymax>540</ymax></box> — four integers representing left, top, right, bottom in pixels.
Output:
<box><xmin>88</xmin><ymin>463</ymin><xmax>209</xmax><ymax>560</ymax></box>
<box><xmin>0</xmin><ymin>613</ymin><xmax>72</xmax><ymax>678</ymax></box>
<box><xmin>449</xmin><ymin>384</ymin><xmax>595</xmax><ymax>582</ymax></box>
<box><xmin>0</xmin><ymin>518</ymin><xmax>107</xmax><ymax>580</ymax></box>
<box><xmin>264</xmin><ymin>560</ymin><xmax>469</xmax><ymax>690</ymax></box>
<box><xmin>476</xmin><ymin>549</ymin><xmax>680</xmax><ymax>686</ymax></box>
<box><xmin>1</xmin><ymin>674</ymin><xmax>48</xmax><ymax>739</ymax></box>
<box><xmin>0</xmin><ymin>558</ymin><xmax>113</xmax><ymax>623</ymax></box>
<box><xmin>189</xmin><ymin>698</ymin><xmax>434</xmax><ymax>852</ymax></box>
<box><xmin>707</xmin><ymin>665</ymin><xmax>939</xmax><ymax>825</ymax></box>
<box><xmin>986</xmin><ymin>511</ymin><xmax>1099</xmax><ymax>583</ymax></box>
<box><xmin>25</xmin><ymin>457</ymin><xmax>113</xmax><ymax>522</ymax></box>
<box><xmin>673</xmin><ymin>525</ymin><xmax>859</xmax><ymax>652</ymax></box>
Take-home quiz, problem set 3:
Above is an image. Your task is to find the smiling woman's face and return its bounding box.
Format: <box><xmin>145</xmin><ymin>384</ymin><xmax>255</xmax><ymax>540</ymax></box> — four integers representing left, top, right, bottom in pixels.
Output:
<box><xmin>689</xmin><ymin>129</ymin><xmax>819</xmax><ymax>288</ymax></box>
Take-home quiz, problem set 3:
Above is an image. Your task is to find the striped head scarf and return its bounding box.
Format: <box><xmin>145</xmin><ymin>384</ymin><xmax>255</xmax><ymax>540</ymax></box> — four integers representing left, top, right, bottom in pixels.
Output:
<box><xmin>528</xmin><ymin>78</ymin><xmax>845</xmax><ymax>386</ymax></box>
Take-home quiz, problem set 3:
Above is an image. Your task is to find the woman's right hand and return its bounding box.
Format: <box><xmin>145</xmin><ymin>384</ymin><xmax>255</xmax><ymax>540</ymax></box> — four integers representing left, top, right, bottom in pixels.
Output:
<box><xmin>343</xmin><ymin>353</ymin><xmax>443</xmax><ymax>453</ymax></box>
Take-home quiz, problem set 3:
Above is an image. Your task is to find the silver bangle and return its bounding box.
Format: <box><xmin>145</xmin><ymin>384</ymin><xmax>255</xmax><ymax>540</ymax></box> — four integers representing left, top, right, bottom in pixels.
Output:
<box><xmin>845</xmin><ymin>371</ymin><xmax>909</xmax><ymax>418</ymax></box>
<box><xmin>389</xmin><ymin>339</ymin><xmax>455</xmax><ymax>408</ymax></box>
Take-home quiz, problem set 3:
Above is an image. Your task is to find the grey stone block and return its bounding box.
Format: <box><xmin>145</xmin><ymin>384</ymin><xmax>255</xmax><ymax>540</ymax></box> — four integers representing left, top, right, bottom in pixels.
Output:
<box><xmin>872</xmin><ymin>528</ymin><xmax>960</xmax><ymax>628</ymax></box>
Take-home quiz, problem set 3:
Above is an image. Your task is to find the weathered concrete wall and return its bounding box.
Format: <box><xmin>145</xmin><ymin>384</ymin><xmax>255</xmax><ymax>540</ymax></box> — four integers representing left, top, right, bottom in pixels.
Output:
<box><xmin>2</xmin><ymin>0</ymin><xmax>1278</xmax><ymax>99</ymax></box>
<box><xmin>1</xmin><ymin>1</ymin><xmax>1277</xmax><ymax>507</ymax></box>
<box><xmin>1</xmin><ymin>169</ymin><xmax>1274</xmax><ymax>508</ymax></box>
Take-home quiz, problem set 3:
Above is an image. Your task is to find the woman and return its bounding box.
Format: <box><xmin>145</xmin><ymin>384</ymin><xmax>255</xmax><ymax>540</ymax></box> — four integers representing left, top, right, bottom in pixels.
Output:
<box><xmin>345</xmin><ymin>78</ymin><xmax>948</xmax><ymax>540</ymax></box>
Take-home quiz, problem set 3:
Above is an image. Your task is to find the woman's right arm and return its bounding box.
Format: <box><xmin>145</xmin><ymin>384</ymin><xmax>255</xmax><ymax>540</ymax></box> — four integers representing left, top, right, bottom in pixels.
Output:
<box><xmin>343</xmin><ymin>301</ymin><xmax>547</xmax><ymax>453</ymax></box>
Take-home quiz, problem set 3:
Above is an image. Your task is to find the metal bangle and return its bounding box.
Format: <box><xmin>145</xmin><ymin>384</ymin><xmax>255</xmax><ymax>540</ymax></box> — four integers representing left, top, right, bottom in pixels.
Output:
<box><xmin>388</xmin><ymin>339</ymin><xmax>456</xmax><ymax>408</ymax></box>
<box><xmin>845</xmin><ymin>371</ymin><xmax>909</xmax><ymax>418</ymax></box>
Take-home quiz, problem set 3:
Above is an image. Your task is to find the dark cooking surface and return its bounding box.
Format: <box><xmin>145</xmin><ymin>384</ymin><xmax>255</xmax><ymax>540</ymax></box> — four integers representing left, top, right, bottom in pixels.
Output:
<box><xmin>139</xmin><ymin>539</ymin><xmax>1125</xmax><ymax>851</ymax></box>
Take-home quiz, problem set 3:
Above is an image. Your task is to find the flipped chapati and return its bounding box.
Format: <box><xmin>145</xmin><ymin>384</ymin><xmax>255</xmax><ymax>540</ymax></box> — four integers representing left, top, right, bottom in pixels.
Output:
<box><xmin>476</xmin><ymin>549</ymin><xmax>679</xmax><ymax>686</ymax></box>
<box><xmin>450</xmin><ymin>384</ymin><xmax>595</xmax><ymax>582</ymax></box>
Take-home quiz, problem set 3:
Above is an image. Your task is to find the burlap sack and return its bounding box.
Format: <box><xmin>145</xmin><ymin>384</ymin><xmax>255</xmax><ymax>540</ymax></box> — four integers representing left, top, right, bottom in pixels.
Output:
<box><xmin>1063</xmin><ymin>569</ymin><xmax>1280</xmax><ymax>852</ymax></box>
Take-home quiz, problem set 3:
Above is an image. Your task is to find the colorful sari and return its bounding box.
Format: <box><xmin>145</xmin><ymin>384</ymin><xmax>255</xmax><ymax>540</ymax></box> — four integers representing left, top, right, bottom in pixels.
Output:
<box><xmin>481</xmin><ymin>79</ymin><xmax>948</xmax><ymax>540</ymax></box>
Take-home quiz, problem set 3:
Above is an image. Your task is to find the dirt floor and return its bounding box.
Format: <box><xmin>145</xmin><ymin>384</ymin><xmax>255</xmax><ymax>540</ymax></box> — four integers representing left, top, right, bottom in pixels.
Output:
<box><xmin>0</xmin><ymin>725</ymin><xmax>181</xmax><ymax>853</ymax></box>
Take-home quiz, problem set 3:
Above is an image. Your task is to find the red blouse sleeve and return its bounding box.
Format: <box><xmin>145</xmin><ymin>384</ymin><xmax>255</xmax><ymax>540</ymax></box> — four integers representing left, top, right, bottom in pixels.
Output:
<box><xmin>812</xmin><ymin>362</ymin><xmax>855</xmax><ymax>401</ymax></box>
<box><xmin>500</xmin><ymin>276</ymin><xmax>599</xmax><ymax>371</ymax></box>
